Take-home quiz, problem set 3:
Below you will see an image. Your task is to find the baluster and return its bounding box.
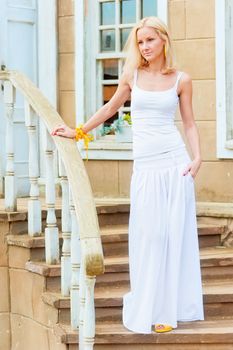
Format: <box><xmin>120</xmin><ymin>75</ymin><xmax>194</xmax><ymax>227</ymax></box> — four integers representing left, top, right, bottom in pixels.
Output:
<box><xmin>43</xmin><ymin>128</ymin><xmax>59</xmax><ymax>264</ymax></box>
<box><xmin>70</xmin><ymin>192</ymin><xmax>81</xmax><ymax>329</ymax></box>
<box><xmin>79</xmin><ymin>261</ymin><xmax>85</xmax><ymax>350</ymax></box>
<box><xmin>4</xmin><ymin>81</ymin><xmax>16</xmax><ymax>211</ymax></box>
<box><xmin>83</xmin><ymin>275</ymin><xmax>96</xmax><ymax>350</ymax></box>
<box><xmin>25</xmin><ymin>101</ymin><xmax>41</xmax><ymax>236</ymax></box>
<box><xmin>0</xmin><ymin>159</ymin><xmax>4</xmax><ymax>198</ymax></box>
<box><xmin>59</xmin><ymin>158</ymin><xmax>71</xmax><ymax>296</ymax></box>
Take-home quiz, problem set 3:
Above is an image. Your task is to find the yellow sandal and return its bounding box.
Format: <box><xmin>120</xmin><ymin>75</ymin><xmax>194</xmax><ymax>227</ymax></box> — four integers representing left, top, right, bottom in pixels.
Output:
<box><xmin>154</xmin><ymin>324</ymin><xmax>173</xmax><ymax>333</ymax></box>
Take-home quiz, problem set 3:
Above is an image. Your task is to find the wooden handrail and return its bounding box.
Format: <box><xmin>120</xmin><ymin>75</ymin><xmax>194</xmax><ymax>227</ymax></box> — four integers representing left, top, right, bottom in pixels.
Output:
<box><xmin>0</xmin><ymin>70</ymin><xmax>104</xmax><ymax>276</ymax></box>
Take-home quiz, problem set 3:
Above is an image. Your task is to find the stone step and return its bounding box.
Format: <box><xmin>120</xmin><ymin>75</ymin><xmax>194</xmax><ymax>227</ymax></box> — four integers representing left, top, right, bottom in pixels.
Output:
<box><xmin>99</xmin><ymin>245</ymin><xmax>233</xmax><ymax>284</ymax></box>
<box><xmin>101</xmin><ymin>223</ymin><xmax>226</xmax><ymax>253</ymax></box>
<box><xmin>1</xmin><ymin>199</ymin><xmax>233</xmax><ymax>230</ymax></box>
<box><xmin>7</xmin><ymin>222</ymin><xmax>226</xmax><ymax>270</ymax></box>
<box><xmin>96</xmin><ymin>199</ymin><xmax>233</xmax><ymax>230</ymax></box>
<box><xmin>2</xmin><ymin>198</ymin><xmax>233</xmax><ymax>217</ymax></box>
<box><xmin>42</xmin><ymin>279</ymin><xmax>233</xmax><ymax>324</ymax></box>
<box><xmin>7</xmin><ymin>234</ymin><xmax>63</xmax><ymax>269</ymax></box>
<box><xmin>54</xmin><ymin>319</ymin><xmax>233</xmax><ymax>349</ymax></box>
<box><xmin>25</xmin><ymin>246</ymin><xmax>233</xmax><ymax>293</ymax></box>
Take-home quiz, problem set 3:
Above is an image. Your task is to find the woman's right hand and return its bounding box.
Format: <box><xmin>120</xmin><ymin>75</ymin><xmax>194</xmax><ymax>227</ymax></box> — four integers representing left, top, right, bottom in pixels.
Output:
<box><xmin>51</xmin><ymin>124</ymin><xmax>76</xmax><ymax>139</ymax></box>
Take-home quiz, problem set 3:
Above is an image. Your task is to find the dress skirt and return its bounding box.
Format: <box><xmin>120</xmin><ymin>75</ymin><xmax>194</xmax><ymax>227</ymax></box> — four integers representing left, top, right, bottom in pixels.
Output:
<box><xmin>122</xmin><ymin>147</ymin><xmax>205</xmax><ymax>334</ymax></box>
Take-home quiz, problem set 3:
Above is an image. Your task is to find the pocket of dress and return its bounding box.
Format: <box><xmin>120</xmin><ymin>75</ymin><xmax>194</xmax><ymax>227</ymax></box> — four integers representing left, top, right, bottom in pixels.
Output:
<box><xmin>187</xmin><ymin>171</ymin><xmax>194</xmax><ymax>183</ymax></box>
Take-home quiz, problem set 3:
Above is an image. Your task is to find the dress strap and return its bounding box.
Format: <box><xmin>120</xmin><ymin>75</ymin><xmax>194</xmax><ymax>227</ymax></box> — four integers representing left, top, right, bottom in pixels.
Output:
<box><xmin>174</xmin><ymin>71</ymin><xmax>184</xmax><ymax>89</ymax></box>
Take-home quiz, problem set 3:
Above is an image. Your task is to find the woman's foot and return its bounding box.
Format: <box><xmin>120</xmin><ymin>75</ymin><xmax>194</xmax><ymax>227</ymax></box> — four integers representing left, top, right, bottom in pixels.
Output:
<box><xmin>154</xmin><ymin>324</ymin><xmax>173</xmax><ymax>333</ymax></box>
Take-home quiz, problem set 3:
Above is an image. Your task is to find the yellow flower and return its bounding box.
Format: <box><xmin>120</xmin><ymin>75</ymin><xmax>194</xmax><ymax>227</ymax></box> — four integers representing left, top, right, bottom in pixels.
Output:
<box><xmin>75</xmin><ymin>124</ymin><xmax>94</xmax><ymax>161</ymax></box>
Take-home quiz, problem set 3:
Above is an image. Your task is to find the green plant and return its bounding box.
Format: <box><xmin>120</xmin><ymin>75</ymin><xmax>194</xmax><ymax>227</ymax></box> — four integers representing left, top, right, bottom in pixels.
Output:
<box><xmin>100</xmin><ymin>113</ymin><xmax>132</xmax><ymax>136</ymax></box>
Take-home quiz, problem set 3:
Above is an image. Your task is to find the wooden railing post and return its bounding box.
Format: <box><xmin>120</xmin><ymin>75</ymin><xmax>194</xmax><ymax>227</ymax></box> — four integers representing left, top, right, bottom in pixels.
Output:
<box><xmin>25</xmin><ymin>100</ymin><xmax>42</xmax><ymax>236</ymax></box>
<box><xmin>0</xmin><ymin>155</ymin><xmax>4</xmax><ymax>198</ymax></box>
<box><xmin>4</xmin><ymin>81</ymin><xmax>17</xmax><ymax>211</ymax></box>
<box><xmin>83</xmin><ymin>275</ymin><xmax>96</xmax><ymax>350</ymax></box>
<box><xmin>79</xmin><ymin>262</ymin><xmax>85</xmax><ymax>350</ymax></box>
<box><xmin>70</xmin><ymin>191</ymin><xmax>81</xmax><ymax>330</ymax></box>
<box><xmin>43</xmin><ymin>128</ymin><xmax>59</xmax><ymax>264</ymax></box>
<box><xmin>59</xmin><ymin>158</ymin><xmax>71</xmax><ymax>296</ymax></box>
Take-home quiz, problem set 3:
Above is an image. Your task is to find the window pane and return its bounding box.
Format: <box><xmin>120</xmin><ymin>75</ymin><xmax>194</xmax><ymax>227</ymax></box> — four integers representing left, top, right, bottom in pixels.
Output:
<box><xmin>103</xmin><ymin>59</ymin><xmax>118</xmax><ymax>80</ymax></box>
<box><xmin>100</xmin><ymin>1</ymin><xmax>115</xmax><ymax>25</ymax></box>
<box><xmin>101</xmin><ymin>30</ymin><xmax>115</xmax><ymax>51</ymax></box>
<box><xmin>124</xmin><ymin>99</ymin><xmax>131</xmax><ymax>107</ymax></box>
<box><xmin>103</xmin><ymin>85</ymin><xmax>118</xmax><ymax>127</ymax></box>
<box><xmin>142</xmin><ymin>0</ymin><xmax>157</xmax><ymax>17</ymax></box>
<box><xmin>103</xmin><ymin>85</ymin><xmax>117</xmax><ymax>102</ymax></box>
<box><xmin>120</xmin><ymin>0</ymin><xmax>136</xmax><ymax>24</ymax></box>
<box><xmin>121</xmin><ymin>28</ymin><xmax>131</xmax><ymax>49</ymax></box>
<box><xmin>103</xmin><ymin>113</ymin><xmax>119</xmax><ymax>128</ymax></box>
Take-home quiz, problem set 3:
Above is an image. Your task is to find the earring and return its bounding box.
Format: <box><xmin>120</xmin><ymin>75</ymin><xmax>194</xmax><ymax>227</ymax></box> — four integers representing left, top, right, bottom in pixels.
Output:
<box><xmin>164</xmin><ymin>45</ymin><xmax>166</xmax><ymax>57</ymax></box>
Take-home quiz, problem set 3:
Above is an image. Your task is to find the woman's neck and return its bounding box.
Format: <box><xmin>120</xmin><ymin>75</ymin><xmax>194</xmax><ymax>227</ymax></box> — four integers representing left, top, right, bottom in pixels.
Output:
<box><xmin>145</xmin><ymin>56</ymin><xmax>166</xmax><ymax>74</ymax></box>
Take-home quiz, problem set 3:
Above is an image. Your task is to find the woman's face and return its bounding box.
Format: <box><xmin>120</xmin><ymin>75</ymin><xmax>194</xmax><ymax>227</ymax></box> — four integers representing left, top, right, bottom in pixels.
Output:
<box><xmin>137</xmin><ymin>26</ymin><xmax>165</xmax><ymax>63</ymax></box>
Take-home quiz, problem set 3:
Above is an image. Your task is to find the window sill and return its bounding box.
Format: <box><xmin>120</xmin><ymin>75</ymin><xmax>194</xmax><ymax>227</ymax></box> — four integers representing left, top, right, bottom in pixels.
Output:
<box><xmin>77</xmin><ymin>137</ymin><xmax>133</xmax><ymax>160</ymax></box>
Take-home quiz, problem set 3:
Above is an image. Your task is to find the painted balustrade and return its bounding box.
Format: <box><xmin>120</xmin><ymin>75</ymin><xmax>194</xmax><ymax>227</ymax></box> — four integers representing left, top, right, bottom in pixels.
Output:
<box><xmin>4</xmin><ymin>81</ymin><xmax>17</xmax><ymax>211</ymax></box>
<box><xmin>43</xmin><ymin>128</ymin><xmax>60</xmax><ymax>264</ymax></box>
<box><xmin>83</xmin><ymin>275</ymin><xmax>96</xmax><ymax>350</ymax></box>
<box><xmin>59</xmin><ymin>158</ymin><xmax>72</xmax><ymax>297</ymax></box>
<box><xmin>79</xmin><ymin>262</ymin><xmax>85</xmax><ymax>350</ymax></box>
<box><xmin>0</xmin><ymin>162</ymin><xmax>3</xmax><ymax>198</ymax></box>
<box><xmin>0</xmin><ymin>70</ymin><xmax>104</xmax><ymax>350</ymax></box>
<box><xmin>24</xmin><ymin>100</ymin><xmax>42</xmax><ymax>236</ymax></box>
<box><xmin>70</xmin><ymin>191</ymin><xmax>81</xmax><ymax>330</ymax></box>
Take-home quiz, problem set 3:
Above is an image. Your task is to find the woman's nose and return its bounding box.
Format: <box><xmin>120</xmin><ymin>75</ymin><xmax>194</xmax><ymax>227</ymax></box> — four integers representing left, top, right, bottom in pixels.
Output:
<box><xmin>142</xmin><ymin>42</ymin><xmax>149</xmax><ymax>50</ymax></box>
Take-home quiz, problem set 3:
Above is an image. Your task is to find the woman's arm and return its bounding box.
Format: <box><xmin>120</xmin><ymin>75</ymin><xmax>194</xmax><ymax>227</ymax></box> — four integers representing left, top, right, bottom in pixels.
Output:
<box><xmin>179</xmin><ymin>73</ymin><xmax>202</xmax><ymax>178</ymax></box>
<box><xmin>51</xmin><ymin>73</ymin><xmax>131</xmax><ymax>138</ymax></box>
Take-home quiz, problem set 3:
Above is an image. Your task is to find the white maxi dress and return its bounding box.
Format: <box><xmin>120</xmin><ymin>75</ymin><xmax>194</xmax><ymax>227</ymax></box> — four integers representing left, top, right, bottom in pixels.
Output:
<box><xmin>122</xmin><ymin>69</ymin><xmax>205</xmax><ymax>334</ymax></box>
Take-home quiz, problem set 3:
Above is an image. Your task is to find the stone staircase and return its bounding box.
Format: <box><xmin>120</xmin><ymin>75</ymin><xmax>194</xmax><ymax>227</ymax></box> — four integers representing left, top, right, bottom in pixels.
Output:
<box><xmin>3</xmin><ymin>200</ymin><xmax>233</xmax><ymax>349</ymax></box>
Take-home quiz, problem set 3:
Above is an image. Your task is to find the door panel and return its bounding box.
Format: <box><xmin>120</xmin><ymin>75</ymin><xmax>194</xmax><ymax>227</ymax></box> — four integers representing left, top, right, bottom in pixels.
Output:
<box><xmin>0</xmin><ymin>0</ymin><xmax>38</xmax><ymax>196</ymax></box>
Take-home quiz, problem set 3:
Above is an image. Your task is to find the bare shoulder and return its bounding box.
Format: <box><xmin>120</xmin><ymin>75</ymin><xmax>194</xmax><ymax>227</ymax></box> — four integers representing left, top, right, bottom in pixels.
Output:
<box><xmin>178</xmin><ymin>71</ymin><xmax>192</xmax><ymax>96</ymax></box>
<box><xmin>180</xmin><ymin>71</ymin><xmax>192</xmax><ymax>85</ymax></box>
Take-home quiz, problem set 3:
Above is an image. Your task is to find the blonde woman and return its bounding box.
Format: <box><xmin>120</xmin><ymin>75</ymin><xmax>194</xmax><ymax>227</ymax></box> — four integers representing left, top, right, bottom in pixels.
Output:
<box><xmin>51</xmin><ymin>16</ymin><xmax>204</xmax><ymax>334</ymax></box>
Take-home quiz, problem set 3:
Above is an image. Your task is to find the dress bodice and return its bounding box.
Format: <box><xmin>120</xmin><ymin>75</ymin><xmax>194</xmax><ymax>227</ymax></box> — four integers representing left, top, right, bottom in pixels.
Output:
<box><xmin>130</xmin><ymin>69</ymin><xmax>186</xmax><ymax>159</ymax></box>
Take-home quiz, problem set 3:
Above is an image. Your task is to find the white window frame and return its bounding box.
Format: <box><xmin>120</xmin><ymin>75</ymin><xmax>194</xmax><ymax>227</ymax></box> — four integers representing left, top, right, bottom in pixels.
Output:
<box><xmin>215</xmin><ymin>0</ymin><xmax>233</xmax><ymax>158</ymax></box>
<box><xmin>74</xmin><ymin>0</ymin><xmax>168</xmax><ymax>160</ymax></box>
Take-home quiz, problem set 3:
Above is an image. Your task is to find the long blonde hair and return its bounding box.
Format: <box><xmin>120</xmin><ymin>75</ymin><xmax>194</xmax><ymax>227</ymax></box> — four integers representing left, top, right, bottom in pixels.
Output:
<box><xmin>123</xmin><ymin>16</ymin><xmax>176</xmax><ymax>76</ymax></box>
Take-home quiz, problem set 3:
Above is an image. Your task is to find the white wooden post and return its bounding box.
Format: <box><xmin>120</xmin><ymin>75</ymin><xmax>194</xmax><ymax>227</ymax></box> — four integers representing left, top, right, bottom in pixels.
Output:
<box><xmin>79</xmin><ymin>262</ymin><xmax>85</xmax><ymax>350</ymax></box>
<box><xmin>4</xmin><ymin>81</ymin><xmax>17</xmax><ymax>211</ymax></box>
<box><xmin>83</xmin><ymin>275</ymin><xmax>96</xmax><ymax>350</ymax></box>
<box><xmin>25</xmin><ymin>101</ymin><xmax>42</xmax><ymax>236</ymax></box>
<box><xmin>43</xmin><ymin>128</ymin><xmax>59</xmax><ymax>264</ymax></box>
<box><xmin>59</xmin><ymin>158</ymin><xmax>71</xmax><ymax>296</ymax></box>
<box><xmin>0</xmin><ymin>158</ymin><xmax>4</xmax><ymax>198</ymax></box>
<box><xmin>70</xmin><ymin>192</ymin><xmax>81</xmax><ymax>330</ymax></box>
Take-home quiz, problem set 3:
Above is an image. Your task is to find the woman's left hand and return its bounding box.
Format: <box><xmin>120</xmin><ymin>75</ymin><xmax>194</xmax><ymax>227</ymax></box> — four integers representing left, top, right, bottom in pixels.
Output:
<box><xmin>182</xmin><ymin>158</ymin><xmax>202</xmax><ymax>179</ymax></box>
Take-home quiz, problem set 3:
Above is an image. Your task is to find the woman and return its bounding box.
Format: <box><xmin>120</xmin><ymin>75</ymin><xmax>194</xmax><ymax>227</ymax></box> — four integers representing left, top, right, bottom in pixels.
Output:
<box><xmin>51</xmin><ymin>16</ymin><xmax>204</xmax><ymax>334</ymax></box>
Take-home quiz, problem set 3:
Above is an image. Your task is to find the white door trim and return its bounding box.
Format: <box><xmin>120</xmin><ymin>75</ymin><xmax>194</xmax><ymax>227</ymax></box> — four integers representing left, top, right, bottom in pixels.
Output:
<box><xmin>37</xmin><ymin>0</ymin><xmax>58</xmax><ymax>178</ymax></box>
<box><xmin>215</xmin><ymin>0</ymin><xmax>233</xmax><ymax>158</ymax></box>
